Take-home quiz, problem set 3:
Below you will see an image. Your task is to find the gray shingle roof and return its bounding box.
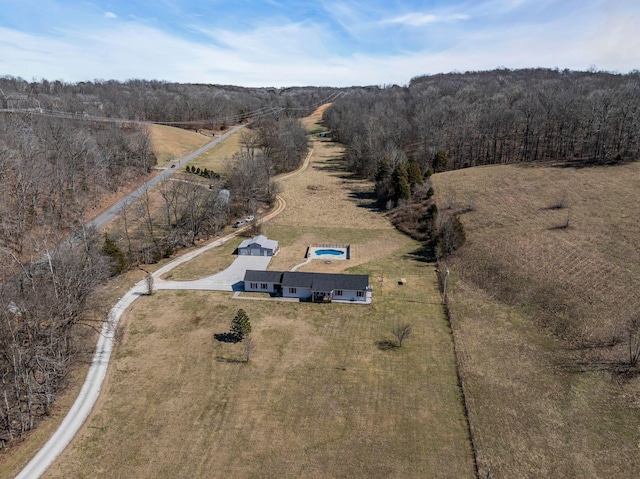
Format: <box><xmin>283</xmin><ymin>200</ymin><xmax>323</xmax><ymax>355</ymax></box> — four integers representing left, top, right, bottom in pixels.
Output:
<box><xmin>244</xmin><ymin>270</ymin><xmax>284</xmax><ymax>283</ymax></box>
<box><xmin>282</xmin><ymin>272</ymin><xmax>369</xmax><ymax>291</ymax></box>
<box><xmin>238</xmin><ymin>235</ymin><xmax>278</xmax><ymax>251</ymax></box>
<box><xmin>244</xmin><ymin>271</ymin><xmax>369</xmax><ymax>291</ymax></box>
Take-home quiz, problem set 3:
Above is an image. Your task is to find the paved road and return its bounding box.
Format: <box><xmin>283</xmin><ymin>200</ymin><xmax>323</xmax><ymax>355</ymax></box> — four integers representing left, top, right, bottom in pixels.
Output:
<box><xmin>87</xmin><ymin>124</ymin><xmax>246</xmax><ymax>231</ymax></box>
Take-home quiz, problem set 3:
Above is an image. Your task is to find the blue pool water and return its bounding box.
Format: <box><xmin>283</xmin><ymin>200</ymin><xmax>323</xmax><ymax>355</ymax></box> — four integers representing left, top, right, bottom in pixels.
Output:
<box><xmin>315</xmin><ymin>249</ymin><xmax>344</xmax><ymax>256</ymax></box>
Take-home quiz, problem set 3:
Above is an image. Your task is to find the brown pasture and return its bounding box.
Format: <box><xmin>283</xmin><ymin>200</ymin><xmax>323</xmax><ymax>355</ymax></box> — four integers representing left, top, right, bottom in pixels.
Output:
<box><xmin>147</xmin><ymin>124</ymin><xmax>211</xmax><ymax>166</ymax></box>
<box><xmin>432</xmin><ymin>162</ymin><xmax>640</xmax><ymax>478</ymax></box>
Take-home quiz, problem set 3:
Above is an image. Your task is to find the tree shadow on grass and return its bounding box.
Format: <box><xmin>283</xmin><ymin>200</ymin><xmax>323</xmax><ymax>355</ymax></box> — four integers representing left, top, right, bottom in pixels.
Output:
<box><xmin>405</xmin><ymin>244</ymin><xmax>436</xmax><ymax>263</ymax></box>
<box><xmin>375</xmin><ymin>339</ymin><xmax>399</xmax><ymax>351</ymax></box>
<box><xmin>215</xmin><ymin>355</ymin><xmax>246</xmax><ymax>364</ymax></box>
<box><xmin>348</xmin><ymin>190</ymin><xmax>380</xmax><ymax>211</ymax></box>
<box><xmin>214</xmin><ymin>332</ymin><xmax>240</xmax><ymax>343</ymax></box>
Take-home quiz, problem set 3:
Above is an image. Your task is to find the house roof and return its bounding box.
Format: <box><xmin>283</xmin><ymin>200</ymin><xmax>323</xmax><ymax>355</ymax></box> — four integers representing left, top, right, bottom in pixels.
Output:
<box><xmin>238</xmin><ymin>235</ymin><xmax>279</xmax><ymax>251</ymax></box>
<box><xmin>244</xmin><ymin>270</ymin><xmax>284</xmax><ymax>283</ymax></box>
<box><xmin>243</xmin><ymin>270</ymin><xmax>369</xmax><ymax>291</ymax></box>
<box><xmin>282</xmin><ymin>272</ymin><xmax>369</xmax><ymax>291</ymax></box>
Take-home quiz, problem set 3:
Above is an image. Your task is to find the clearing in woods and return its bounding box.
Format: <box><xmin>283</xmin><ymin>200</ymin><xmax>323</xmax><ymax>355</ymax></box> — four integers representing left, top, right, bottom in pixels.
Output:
<box><xmin>432</xmin><ymin>162</ymin><xmax>640</xmax><ymax>478</ymax></box>
<box><xmin>40</xmin><ymin>105</ymin><xmax>476</xmax><ymax>479</ymax></box>
<box><xmin>147</xmin><ymin>124</ymin><xmax>211</xmax><ymax>166</ymax></box>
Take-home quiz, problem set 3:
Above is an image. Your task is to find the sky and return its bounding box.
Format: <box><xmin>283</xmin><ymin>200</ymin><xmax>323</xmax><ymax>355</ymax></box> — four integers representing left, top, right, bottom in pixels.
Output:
<box><xmin>0</xmin><ymin>0</ymin><xmax>638</xmax><ymax>87</ymax></box>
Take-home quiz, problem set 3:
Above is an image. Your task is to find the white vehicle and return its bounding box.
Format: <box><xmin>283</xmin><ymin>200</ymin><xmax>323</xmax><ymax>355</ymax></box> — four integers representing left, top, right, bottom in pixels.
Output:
<box><xmin>245</xmin><ymin>215</ymin><xmax>255</xmax><ymax>222</ymax></box>
<box><xmin>233</xmin><ymin>220</ymin><xmax>246</xmax><ymax>228</ymax></box>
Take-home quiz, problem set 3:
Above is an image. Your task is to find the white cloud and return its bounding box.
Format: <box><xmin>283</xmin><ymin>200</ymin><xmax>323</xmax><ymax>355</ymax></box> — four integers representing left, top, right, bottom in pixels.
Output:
<box><xmin>384</xmin><ymin>12</ymin><xmax>470</xmax><ymax>27</ymax></box>
<box><xmin>104</xmin><ymin>11</ymin><xmax>117</xmax><ymax>19</ymax></box>
<box><xmin>1</xmin><ymin>4</ymin><xmax>639</xmax><ymax>88</ymax></box>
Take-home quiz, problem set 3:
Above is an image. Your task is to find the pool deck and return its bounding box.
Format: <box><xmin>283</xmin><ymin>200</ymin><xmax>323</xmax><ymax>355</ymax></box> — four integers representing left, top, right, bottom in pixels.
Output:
<box><xmin>307</xmin><ymin>245</ymin><xmax>350</xmax><ymax>260</ymax></box>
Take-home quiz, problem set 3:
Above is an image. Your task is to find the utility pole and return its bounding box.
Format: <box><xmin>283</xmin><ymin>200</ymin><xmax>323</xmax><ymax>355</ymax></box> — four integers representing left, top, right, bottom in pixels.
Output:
<box><xmin>442</xmin><ymin>268</ymin><xmax>450</xmax><ymax>304</ymax></box>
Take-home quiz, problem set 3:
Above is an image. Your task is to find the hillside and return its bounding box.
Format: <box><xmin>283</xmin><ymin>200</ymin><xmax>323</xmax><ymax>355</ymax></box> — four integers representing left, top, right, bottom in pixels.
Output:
<box><xmin>432</xmin><ymin>161</ymin><xmax>640</xmax><ymax>478</ymax></box>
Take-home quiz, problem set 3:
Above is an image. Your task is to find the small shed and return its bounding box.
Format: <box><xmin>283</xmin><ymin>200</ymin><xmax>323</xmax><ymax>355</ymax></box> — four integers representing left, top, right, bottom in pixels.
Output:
<box><xmin>237</xmin><ymin>235</ymin><xmax>279</xmax><ymax>257</ymax></box>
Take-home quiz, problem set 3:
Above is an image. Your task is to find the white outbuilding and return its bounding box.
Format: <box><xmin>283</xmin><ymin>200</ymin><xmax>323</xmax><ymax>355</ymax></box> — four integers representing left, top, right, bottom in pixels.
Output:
<box><xmin>237</xmin><ymin>235</ymin><xmax>279</xmax><ymax>257</ymax></box>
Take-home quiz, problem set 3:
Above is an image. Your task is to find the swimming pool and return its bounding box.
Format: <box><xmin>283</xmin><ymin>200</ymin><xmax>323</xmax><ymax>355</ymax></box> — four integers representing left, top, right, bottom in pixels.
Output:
<box><xmin>315</xmin><ymin>249</ymin><xmax>344</xmax><ymax>256</ymax></box>
<box><xmin>308</xmin><ymin>245</ymin><xmax>350</xmax><ymax>260</ymax></box>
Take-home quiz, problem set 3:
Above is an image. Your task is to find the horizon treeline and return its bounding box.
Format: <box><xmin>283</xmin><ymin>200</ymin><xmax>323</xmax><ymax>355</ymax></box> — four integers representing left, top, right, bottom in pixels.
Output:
<box><xmin>0</xmin><ymin>76</ymin><xmax>346</xmax><ymax>126</ymax></box>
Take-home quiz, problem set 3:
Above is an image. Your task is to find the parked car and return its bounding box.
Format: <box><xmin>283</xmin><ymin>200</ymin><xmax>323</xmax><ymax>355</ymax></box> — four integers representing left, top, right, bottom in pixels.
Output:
<box><xmin>233</xmin><ymin>220</ymin><xmax>246</xmax><ymax>228</ymax></box>
<box><xmin>245</xmin><ymin>215</ymin><xmax>255</xmax><ymax>222</ymax></box>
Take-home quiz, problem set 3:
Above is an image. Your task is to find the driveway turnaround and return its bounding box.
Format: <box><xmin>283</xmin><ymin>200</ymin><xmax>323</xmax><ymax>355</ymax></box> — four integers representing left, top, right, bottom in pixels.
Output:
<box><xmin>155</xmin><ymin>255</ymin><xmax>271</xmax><ymax>291</ymax></box>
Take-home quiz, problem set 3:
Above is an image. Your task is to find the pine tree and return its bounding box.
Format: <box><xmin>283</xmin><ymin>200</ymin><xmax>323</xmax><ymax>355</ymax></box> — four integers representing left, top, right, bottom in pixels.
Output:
<box><xmin>392</xmin><ymin>164</ymin><xmax>411</xmax><ymax>201</ymax></box>
<box><xmin>230</xmin><ymin>309</ymin><xmax>252</xmax><ymax>340</ymax></box>
<box><xmin>407</xmin><ymin>157</ymin><xmax>424</xmax><ymax>188</ymax></box>
<box><xmin>375</xmin><ymin>157</ymin><xmax>390</xmax><ymax>183</ymax></box>
<box><xmin>432</xmin><ymin>151</ymin><xmax>448</xmax><ymax>173</ymax></box>
<box><xmin>102</xmin><ymin>233</ymin><xmax>127</xmax><ymax>274</ymax></box>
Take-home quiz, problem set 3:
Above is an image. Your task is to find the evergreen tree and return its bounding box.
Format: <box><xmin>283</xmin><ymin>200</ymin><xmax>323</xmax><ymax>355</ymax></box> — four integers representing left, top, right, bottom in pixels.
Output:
<box><xmin>375</xmin><ymin>157</ymin><xmax>391</xmax><ymax>183</ymax></box>
<box><xmin>102</xmin><ymin>233</ymin><xmax>127</xmax><ymax>274</ymax></box>
<box><xmin>426</xmin><ymin>187</ymin><xmax>435</xmax><ymax>199</ymax></box>
<box><xmin>407</xmin><ymin>157</ymin><xmax>424</xmax><ymax>188</ymax></box>
<box><xmin>230</xmin><ymin>309</ymin><xmax>252</xmax><ymax>340</ymax></box>
<box><xmin>392</xmin><ymin>164</ymin><xmax>411</xmax><ymax>202</ymax></box>
<box><xmin>432</xmin><ymin>151</ymin><xmax>448</xmax><ymax>173</ymax></box>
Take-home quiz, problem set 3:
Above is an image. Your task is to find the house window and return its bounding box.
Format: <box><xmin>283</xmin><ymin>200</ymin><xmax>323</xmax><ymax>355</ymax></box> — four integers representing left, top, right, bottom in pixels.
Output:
<box><xmin>335</xmin><ymin>290</ymin><xmax>343</xmax><ymax>296</ymax></box>
<box><xmin>289</xmin><ymin>287</ymin><xmax>297</xmax><ymax>294</ymax></box>
<box><xmin>261</xmin><ymin>283</ymin><xmax>268</xmax><ymax>289</ymax></box>
<box><xmin>356</xmin><ymin>291</ymin><xmax>364</xmax><ymax>297</ymax></box>
<box><xmin>250</xmin><ymin>282</ymin><xmax>257</xmax><ymax>289</ymax></box>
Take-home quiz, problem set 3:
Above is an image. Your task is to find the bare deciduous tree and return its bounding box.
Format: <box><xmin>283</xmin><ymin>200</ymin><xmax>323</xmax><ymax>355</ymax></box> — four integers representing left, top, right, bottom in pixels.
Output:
<box><xmin>244</xmin><ymin>335</ymin><xmax>257</xmax><ymax>363</ymax></box>
<box><xmin>145</xmin><ymin>273</ymin><xmax>155</xmax><ymax>295</ymax></box>
<box><xmin>392</xmin><ymin>324</ymin><xmax>412</xmax><ymax>348</ymax></box>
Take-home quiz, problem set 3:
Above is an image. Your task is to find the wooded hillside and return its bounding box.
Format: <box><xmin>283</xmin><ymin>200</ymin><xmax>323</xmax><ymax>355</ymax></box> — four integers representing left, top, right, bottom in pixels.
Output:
<box><xmin>323</xmin><ymin>69</ymin><xmax>640</xmax><ymax>178</ymax></box>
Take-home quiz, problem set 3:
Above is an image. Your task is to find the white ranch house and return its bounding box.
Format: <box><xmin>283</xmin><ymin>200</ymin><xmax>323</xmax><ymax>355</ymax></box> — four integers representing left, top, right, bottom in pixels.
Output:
<box><xmin>237</xmin><ymin>235</ymin><xmax>279</xmax><ymax>257</ymax></box>
<box><xmin>243</xmin><ymin>270</ymin><xmax>372</xmax><ymax>303</ymax></box>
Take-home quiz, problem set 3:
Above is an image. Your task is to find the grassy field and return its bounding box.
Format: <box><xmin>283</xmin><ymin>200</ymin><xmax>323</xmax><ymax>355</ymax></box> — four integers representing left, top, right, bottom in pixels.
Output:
<box><xmin>186</xmin><ymin>128</ymin><xmax>243</xmax><ymax>173</ymax></box>
<box><xmin>40</xmin><ymin>106</ymin><xmax>476</xmax><ymax>478</ymax></box>
<box><xmin>147</xmin><ymin>124</ymin><xmax>211</xmax><ymax>166</ymax></box>
<box><xmin>432</xmin><ymin>162</ymin><xmax>640</xmax><ymax>478</ymax></box>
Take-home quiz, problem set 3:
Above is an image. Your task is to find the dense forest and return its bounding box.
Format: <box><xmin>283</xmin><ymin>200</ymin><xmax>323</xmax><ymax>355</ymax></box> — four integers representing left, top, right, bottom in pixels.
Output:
<box><xmin>323</xmin><ymin>68</ymin><xmax>640</xmax><ymax>179</ymax></box>
<box><xmin>0</xmin><ymin>77</ymin><xmax>346</xmax><ymax>126</ymax></box>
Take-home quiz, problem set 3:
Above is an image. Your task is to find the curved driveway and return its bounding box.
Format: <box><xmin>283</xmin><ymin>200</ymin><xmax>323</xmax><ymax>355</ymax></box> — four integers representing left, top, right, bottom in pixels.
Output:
<box><xmin>156</xmin><ymin>255</ymin><xmax>272</xmax><ymax>291</ymax></box>
<box><xmin>15</xmin><ymin>145</ymin><xmax>312</xmax><ymax>479</ymax></box>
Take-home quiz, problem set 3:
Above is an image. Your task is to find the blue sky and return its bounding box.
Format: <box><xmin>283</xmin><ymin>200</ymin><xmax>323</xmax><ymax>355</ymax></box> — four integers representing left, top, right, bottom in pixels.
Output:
<box><xmin>0</xmin><ymin>0</ymin><xmax>638</xmax><ymax>87</ymax></box>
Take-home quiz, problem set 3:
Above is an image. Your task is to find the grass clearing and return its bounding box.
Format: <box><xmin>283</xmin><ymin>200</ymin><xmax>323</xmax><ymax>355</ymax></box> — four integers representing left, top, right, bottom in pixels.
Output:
<box><xmin>45</xmin><ymin>247</ymin><xmax>474</xmax><ymax>478</ymax></box>
<box><xmin>433</xmin><ymin>162</ymin><xmax>640</xmax><ymax>478</ymax></box>
<box><xmin>186</xmin><ymin>128</ymin><xmax>243</xmax><ymax>173</ymax></box>
<box><xmin>40</xmin><ymin>105</ymin><xmax>475</xmax><ymax>479</ymax></box>
<box><xmin>147</xmin><ymin>124</ymin><xmax>211</xmax><ymax>166</ymax></box>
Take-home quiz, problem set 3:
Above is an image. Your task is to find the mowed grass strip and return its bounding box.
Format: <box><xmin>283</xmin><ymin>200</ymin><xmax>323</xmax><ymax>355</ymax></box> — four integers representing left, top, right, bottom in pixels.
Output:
<box><xmin>148</xmin><ymin>124</ymin><xmax>211</xmax><ymax>166</ymax></box>
<box><xmin>44</xmin><ymin>245</ymin><xmax>475</xmax><ymax>479</ymax></box>
<box><xmin>432</xmin><ymin>162</ymin><xmax>640</xmax><ymax>478</ymax></box>
<box><xmin>187</xmin><ymin>129</ymin><xmax>243</xmax><ymax>173</ymax></box>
